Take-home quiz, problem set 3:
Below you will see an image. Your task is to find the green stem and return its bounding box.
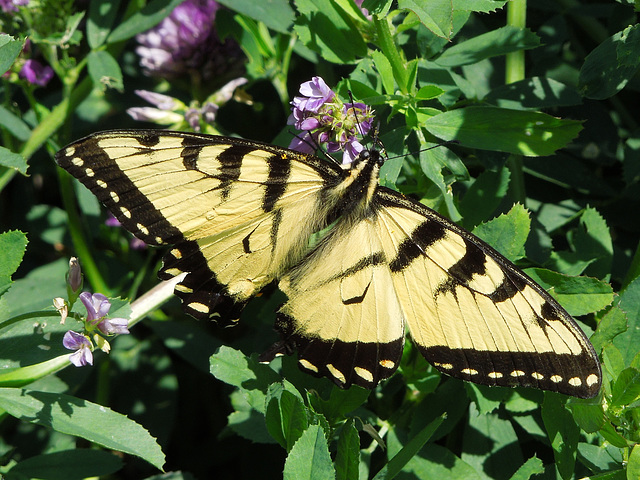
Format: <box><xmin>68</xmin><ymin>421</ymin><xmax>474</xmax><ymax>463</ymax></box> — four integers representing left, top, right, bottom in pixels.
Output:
<box><xmin>505</xmin><ymin>0</ymin><xmax>527</xmax><ymax>205</ymax></box>
<box><xmin>374</xmin><ymin>16</ymin><xmax>408</xmax><ymax>93</ymax></box>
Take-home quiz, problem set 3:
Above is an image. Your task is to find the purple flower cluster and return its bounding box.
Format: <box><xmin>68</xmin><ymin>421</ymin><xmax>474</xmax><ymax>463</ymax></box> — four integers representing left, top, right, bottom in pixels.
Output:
<box><xmin>58</xmin><ymin>259</ymin><xmax>130</xmax><ymax>367</ymax></box>
<box><xmin>19</xmin><ymin>59</ymin><xmax>54</xmax><ymax>87</ymax></box>
<box><xmin>288</xmin><ymin>77</ymin><xmax>374</xmax><ymax>164</ymax></box>
<box><xmin>0</xmin><ymin>0</ymin><xmax>28</xmax><ymax>13</ymax></box>
<box><xmin>63</xmin><ymin>293</ymin><xmax>130</xmax><ymax>367</ymax></box>
<box><xmin>135</xmin><ymin>0</ymin><xmax>243</xmax><ymax>82</ymax></box>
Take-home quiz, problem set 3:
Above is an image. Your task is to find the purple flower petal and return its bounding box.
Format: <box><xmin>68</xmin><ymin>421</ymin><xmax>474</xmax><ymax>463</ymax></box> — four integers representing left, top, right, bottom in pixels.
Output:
<box><xmin>19</xmin><ymin>59</ymin><xmax>54</xmax><ymax>87</ymax></box>
<box><xmin>134</xmin><ymin>89</ymin><xmax>179</xmax><ymax>110</ymax></box>
<box><xmin>63</xmin><ymin>330</ymin><xmax>90</xmax><ymax>350</ymax></box>
<box><xmin>98</xmin><ymin>317</ymin><xmax>130</xmax><ymax>335</ymax></box>
<box><xmin>69</xmin><ymin>347</ymin><xmax>93</xmax><ymax>367</ymax></box>
<box><xmin>80</xmin><ymin>292</ymin><xmax>111</xmax><ymax>323</ymax></box>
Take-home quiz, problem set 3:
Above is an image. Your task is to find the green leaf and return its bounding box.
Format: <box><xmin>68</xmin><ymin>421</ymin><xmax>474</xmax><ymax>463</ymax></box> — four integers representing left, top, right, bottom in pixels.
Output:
<box><xmin>0</xmin><ymin>146</ymin><xmax>28</xmax><ymax>176</ymax></box>
<box><xmin>310</xmin><ymin>385</ymin><xmax>370</xmax><ymax>421</ymax></box>
<box><xmin>373</xmin><ymin>415</ymin><xmax>445</xmax><ymax>480</ymax></box>
<box><xmin>294</xmin><ymin>0</ymin><xmax>368</xmax><ymax>64</ymax></box>
<box><xmin>485</xmin><ymin>77</ymin><xmax>582</xmax><ymax>110</ymax></box>
<box><xmin>87</xmin><ymin>0</ymin><xmax>122</xmax><ymax>48</ymax></box>
<box><xmin>452</xmin><ymin>0</ymin><xmax>508</xmax><ymax>13</ymax></box>
<box><xmin>611</xmin><ymin>367</ymin><xmax>640</xmax><ymax>406</ymax></box>
<box><xmin>0</xmin><ymin>105</ymin><xmax>32</xmax><ymax>141</ymax></box>
<box><xmin>472</xmin><ymin>203</ymin><xmax>530</xmax><ymax>263</ymax></box>
<box><xmin>508</xmin><ymin>455</ymin><xmax>544</xmax><ymax>480</ymax></box>
<box><xmin>435</xmin><ymin>26</ymin><xmax>540</xmax><ymax>67</ymax></box>
<box><xmin>589</xmin><ymin>306</ymin><xmax>628</xmax><ymax>353</ymax></box>
<box><xmin>424</xmin><ymin>107</ymin><xmax>583</xmax><ymax>156</ymax></box>
<box><xmin>0</xmin><ymin>388</ymin><xmax>165</xmax><ymax>469</ymax></box>
<box><xmin>541</xmin><ymin>394</ymin><xmax>579</xmax><ymax>480</ymax></box>
<box><xmin>0</xmin><ymin>230</ymin><xmax>28</xmax><ymax>297</ymax></box>
<box><xmin>566</xmin><ymin>398</ymin><xmax>605</xmax><ymax>434</ymax></box>
<box><xmin>218</xmin><ymin>0</ymin><xmax>295</xmax><ymax>34</ymax></box>
<box><xmin>6</xmin><ymin>449</ymin><xmax>123</xmax><ymax>480</ymax></box>
<box><xmin>265</xmin><ymin>381</ymin><xmax>309</xmax><ymax>451</ymax></box>
<box><xmin>371</xmin><ymin>49</ymin><xmax>395</xmax><ymax>95</ymax></box>
<box><xmin>613</xmin><ymin>276</ymin><xmax>640</xmax><ymax>366</ymax></box>
<box><xmin>569</xmin><ymin>208</ymin><xmax>613</xmax><ymax>280</ymax></box>
<box><xmin>0</xmin><ymin>34</ymin><xmax>24</xmax><ymax>76</ymax></box>
<box><xmin>398</xmin><ymin>0</ymin><xmax>453</xmax><ymax>39</ymax></box>
<box><xmin>460</xmin><ymin>166</ymin><xmax>511</xmax><ymax>229</ymax></box>
<box><xmin>107</xmin><ymin>0</ymin><xmax>185</xmax><ymax>43</ymax></box>
<box><xmin>525</xmin><ymin>269</ymin><xmax>614</xmax><ymax>317</ymax></box>
<box><xmin>628</xmin><ymin>444</ymin><xmax>640</xmax><ymax>480</ymax></box>
<box><xmin>209</xmin><ymin>346</ymin><xmax>280</xmax><ymax>413</ymax></box>
<box><xmin>87</xmin><ymin>50</ymin><xmax>124</xmax><ymax>92</ymax></box>
<box><xmin>335</xmin><ymin>419</ymin><xmax>360</xmax><ymax>480</ymax></box>
<box><xmin>579</xmin><ymin>24</ymin><xmax>640</xmax><ymax>100</ymax></box>
<box><xmin>283</xmin><ymin>424</ymin><xmax>335</xmax><ymax>480</ymax></box>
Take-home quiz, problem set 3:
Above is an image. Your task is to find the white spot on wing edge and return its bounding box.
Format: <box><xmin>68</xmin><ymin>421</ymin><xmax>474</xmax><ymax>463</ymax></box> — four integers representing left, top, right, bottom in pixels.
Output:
<box><xmin>299</xmin><ymin>359</ymin><xmax>318</xmax><ymax>373</ymax></box>
<box><xmin>187</xmin><ymin>302</ymin><xmax>209</xmax><ymax>314</ymax></box>
<box><xmin>568</xmin><ymin>377</ymin><xmax>582</xmax><ymax>387</ymax></box>
<box><xmin>586</xmin><ymin>374</ymin><xmax>599</xmax><ymax>387</ymax></box>
<box><xmin>327</xmin><ymin>364</ymin><xmax>346</xmax><ymax>384</ymax></box>
<box><xmin>461</xmin><ymin>368</ymin><xmax>478</xmax><ymax>376</ymax></box>
<box><xmin>354</xmin><ymin>366</ymin><xmax>374</xmax><ymax>383</ymax></box>
<box><xmin>488</xmin><ymin>372</ymin><xmax>503</xmax><ymax>379</ymax></box>
<box><xmin>550</xmin><ymin>375</ymin><xmax>562</xmax><ymax>383</ymax></box>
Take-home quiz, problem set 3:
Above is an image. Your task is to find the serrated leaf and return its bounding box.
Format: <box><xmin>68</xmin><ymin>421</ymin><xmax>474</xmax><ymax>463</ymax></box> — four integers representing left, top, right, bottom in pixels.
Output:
<box><xmin>579</xmin><ymin>24</ymin><xmax>640</xmax><ymax>100</ymax></box>
<box><xmin>0</xmin><ymin>230</ymin><xmax>28</xmax><ymax>297</ymax></box>
<box><xmin>265</xmin><ymin>381</ymin><xmax>309</xmax><ymax>451</ymax></box>
<box><xmin>508</xmin><ymin>455</ymin><xmax>544</xmax><ymax>480</ymax></box>
<box><xmin>0</xmin><ymin>146</ymin><xmax>28</xmax><ymax>176</ymax></box>
<box><xmin>283</xmin><ymin>424</ymin><xmax>335</xmax><ymax>480</ymax></box>
<box><xmin>435</xmin><ymin>26</ymin><xmax>540</xmax><ymax>67</ymax></box>
<box><xmin>0</xmin><ymin>34</ymin><xmax>25</xmax><ymax>75</ymax></box>
<box><xmin>209</xmin><ymin>346</ymin><xmax>280</xmax><ymax>413</ymax></box>
<box><xmin>336</xmin><ymin>419</ymin><xmax>360</xmax><ymax>480</ymax></box>
<box><xmin>0</xmin><ymin>388</ymin><xmax>165</xmax><ymax>469</ymax></box>
<box><xmin>525</xmin><ymin>269</ymin><xmax>614</xmax><ymax>317</ymax></box>
<box><xmin>424</xmin><ymin>107</ymin><xmax>582</xmax><ymax>156</ymax></box>
<box><xmin>570</xmin><ymin>207</ymin><xmax>613</xmax><ymax>280</ymax></box>
<box><xmin>452</xmin><ymin>0</ymin><xmax>508</xmax><ymax>13</ymax></box>
<box><xmin>472</xmin><ymin>203</ymin><xmax>530</xmax><ymax>263</ymax></box>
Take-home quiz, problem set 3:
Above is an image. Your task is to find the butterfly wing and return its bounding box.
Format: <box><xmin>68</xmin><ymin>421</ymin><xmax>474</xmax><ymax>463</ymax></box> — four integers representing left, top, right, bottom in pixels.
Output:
<box><xmin>56</xmin><ymin>130</ymin><xmax>344</xmax><ymax>323</ymax></box>
<box><xmin>270</xmin><ymin>186</ymin><xmax>601</xmax><ymax>397</ymax></box>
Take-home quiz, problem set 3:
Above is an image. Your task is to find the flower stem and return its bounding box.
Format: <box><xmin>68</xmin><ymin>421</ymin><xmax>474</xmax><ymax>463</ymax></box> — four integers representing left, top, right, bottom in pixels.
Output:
<box><xmin>505</xmin><ymin>0</ymin><xmax>527</xmax><ymax>206</ymax></box>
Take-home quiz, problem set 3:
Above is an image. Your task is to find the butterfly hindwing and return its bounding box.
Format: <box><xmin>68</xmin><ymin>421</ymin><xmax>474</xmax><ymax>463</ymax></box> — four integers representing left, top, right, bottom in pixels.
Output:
<box><xmin>56</xmin><ymin>130</ymin><xmax>344</xmax><ymax>323</ymax></box>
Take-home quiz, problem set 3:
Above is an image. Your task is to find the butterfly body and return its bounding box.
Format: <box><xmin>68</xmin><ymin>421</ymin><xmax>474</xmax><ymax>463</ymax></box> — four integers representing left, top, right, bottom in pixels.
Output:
<box><xmin>56</xmin><ymin>130</ymin><xmax>602</xmax><ymax>398</ymax></box>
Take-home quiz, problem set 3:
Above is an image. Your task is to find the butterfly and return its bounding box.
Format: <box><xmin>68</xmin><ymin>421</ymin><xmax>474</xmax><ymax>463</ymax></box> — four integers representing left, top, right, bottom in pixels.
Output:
<box><xmin>56</xmin><ymin>130</ymin><xmax>602</xmax><ymax>398</ymax></box>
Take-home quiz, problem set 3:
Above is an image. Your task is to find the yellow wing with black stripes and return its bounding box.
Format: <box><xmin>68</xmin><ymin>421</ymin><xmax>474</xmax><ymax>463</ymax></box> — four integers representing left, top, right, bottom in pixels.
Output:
<box><xmin>56</xmin><ymin>130</ymin><xmax>602</xmax><ymax>398</ymax></box>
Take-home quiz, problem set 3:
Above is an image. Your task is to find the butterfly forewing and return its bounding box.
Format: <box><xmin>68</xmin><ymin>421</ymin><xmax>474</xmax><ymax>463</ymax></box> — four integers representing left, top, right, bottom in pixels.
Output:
<box><xmin>56</xmin><ymin>130</ymin><xmax>344</xmax><ymax>323</ymax></box>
